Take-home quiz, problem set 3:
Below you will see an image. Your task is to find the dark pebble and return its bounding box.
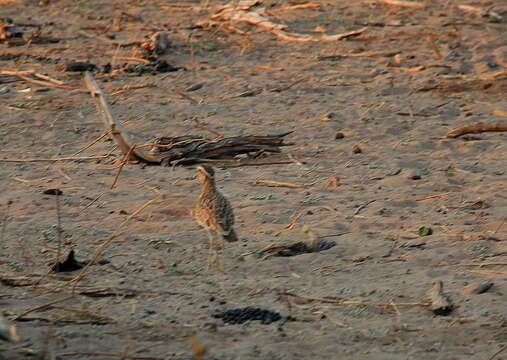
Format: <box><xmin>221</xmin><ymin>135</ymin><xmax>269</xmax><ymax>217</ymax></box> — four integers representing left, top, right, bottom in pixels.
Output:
<box><xmin>334</xmin><ymin>132</ymin><xmax>345</xmax><ymax>139</ymax></box>
<box><xmin>352</xmin><ymin>144</ymin><xmax>362</xmax><ymax>153</ymax></box>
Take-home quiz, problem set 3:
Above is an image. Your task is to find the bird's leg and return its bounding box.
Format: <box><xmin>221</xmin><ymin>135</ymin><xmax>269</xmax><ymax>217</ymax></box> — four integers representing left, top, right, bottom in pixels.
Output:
<box><xmin>217</xmin><ymin>235</ymin><xmax>226</xmax><ymax>273</ymax></box>
<box><xmin>213</xmin><ymin>234</ymin><xmax>226</xmax><ymax>273</ymax></box>
<box><xmin>206</xmin><ymin>229</ymin><xmax>215</xmax><ymax>271</ymax></box>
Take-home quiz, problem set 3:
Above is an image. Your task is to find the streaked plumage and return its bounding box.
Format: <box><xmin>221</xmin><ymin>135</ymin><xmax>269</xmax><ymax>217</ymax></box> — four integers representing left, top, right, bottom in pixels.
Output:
<box><xmin>195</xmin><ymin>165</ymin><xmax>238</xmax><ymax>270</ymax></box>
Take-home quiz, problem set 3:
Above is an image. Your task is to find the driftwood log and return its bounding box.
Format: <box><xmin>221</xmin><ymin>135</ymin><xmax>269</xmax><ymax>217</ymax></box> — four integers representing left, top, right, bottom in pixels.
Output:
<box><xmin>84</xmin><ymin>72</ymin><xmax>293</xmax><ymax>165</ymax></box>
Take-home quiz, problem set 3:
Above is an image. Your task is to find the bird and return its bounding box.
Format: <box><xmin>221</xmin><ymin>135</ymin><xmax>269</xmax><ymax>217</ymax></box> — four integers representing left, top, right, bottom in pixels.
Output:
<box><xmin>194</xmin><ymin>165</ymin><xmax>238</xmax><ymax>270</ymax></box>
<box><xmin>0</xmin><ymin>314</ymin><xmax>20</xmax><ymax>343</ymax></box>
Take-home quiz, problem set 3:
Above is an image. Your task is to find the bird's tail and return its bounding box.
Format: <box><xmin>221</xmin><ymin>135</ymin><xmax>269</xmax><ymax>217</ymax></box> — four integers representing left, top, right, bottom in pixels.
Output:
<box><xmin>223</xmin><ymin>228</ymin><xmax>238</xmax><ymax>242</ymax></box>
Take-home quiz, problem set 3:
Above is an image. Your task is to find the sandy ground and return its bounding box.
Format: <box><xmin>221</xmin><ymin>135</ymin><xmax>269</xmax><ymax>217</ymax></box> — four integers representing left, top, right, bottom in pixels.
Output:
<box><xmin>1</xmin><ymin>0</ymin><xmax>507</xmax><ymax>359</ymax></box>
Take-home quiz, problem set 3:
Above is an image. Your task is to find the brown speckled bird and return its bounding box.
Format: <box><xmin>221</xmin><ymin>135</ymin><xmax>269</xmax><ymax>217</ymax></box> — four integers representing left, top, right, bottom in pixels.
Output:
<box><xmin>195</xmin><ymin>165</ymin><xmax>238</xmax><ymax>270</ymax></box>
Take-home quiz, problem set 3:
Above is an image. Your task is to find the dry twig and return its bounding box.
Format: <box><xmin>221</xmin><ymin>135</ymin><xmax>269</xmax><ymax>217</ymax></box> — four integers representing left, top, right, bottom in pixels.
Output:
<box><xmin>379</xmin><ymin>0</ymin><xmax>425</xmax><ymax>8</ymax></box>
<box><xmin>446</xmin><ymin>122</ymin><xmax>507</xmax><ymax>138</ymax></box>
<box><xmin>0</xmin><ymin>155</ymin><xmax>112</xmax><ymax>163</ymax></box>
<box><xmin>255</xmin><ymin>180</ymin><xmax>314</xmax><ymax>188</ymax></box>
<box><xmin>415</xmin><ymin>193</ymin><xmax>450</xmax><ymax>201</ymax></box>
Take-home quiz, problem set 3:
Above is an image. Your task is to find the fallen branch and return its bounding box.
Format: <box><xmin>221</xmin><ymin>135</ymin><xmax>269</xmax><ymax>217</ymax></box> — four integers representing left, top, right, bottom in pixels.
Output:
<box><xmin>84</xmin><ymin>72</ymin><xmax>157</xmax><ymax>162</ymax></box>
<box><xmin>84</xmin><ymin>72</ymin><xmax>293</xmax><ymax>165</ymax></box>
<box><xmin>446</xmin><ymin>122</ymin><xmax>507</xmax><ymax>138</ymax></box>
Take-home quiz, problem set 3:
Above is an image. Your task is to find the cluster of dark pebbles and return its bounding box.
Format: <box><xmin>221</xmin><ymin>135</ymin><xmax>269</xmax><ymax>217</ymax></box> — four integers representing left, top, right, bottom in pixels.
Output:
<box><xmin>213</xmin><ymin>307</ymin><xmax>282</xmax><ymax>325</ymax></box>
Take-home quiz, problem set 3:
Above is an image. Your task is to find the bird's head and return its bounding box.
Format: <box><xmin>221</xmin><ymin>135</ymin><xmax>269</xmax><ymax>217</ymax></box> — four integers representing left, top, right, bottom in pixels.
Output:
<box><xmin>197</xmin><ymin>165</ymin><xmax>215</xmax><ymax>182</ymax></box>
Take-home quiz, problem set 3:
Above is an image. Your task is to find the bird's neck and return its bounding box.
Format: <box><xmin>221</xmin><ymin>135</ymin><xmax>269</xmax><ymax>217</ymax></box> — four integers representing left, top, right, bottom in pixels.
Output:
<box><xmin>201</xmin><ymin>178</ymin><xmax>216</xmax><ymax>193</ymax></box>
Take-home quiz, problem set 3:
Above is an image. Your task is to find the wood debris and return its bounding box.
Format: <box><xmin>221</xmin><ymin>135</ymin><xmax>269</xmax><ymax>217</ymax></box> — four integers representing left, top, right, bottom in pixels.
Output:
<box><xmin>209</xmin><ymin>0</ymin><xmax>367</xmax><ymax>42</ymax></box>
<box><xmin>84</xmin><ymin>72</ymin><xmax>293</xmax><ymax>165</ymax></box>
<box><xmin>446</xmin><ymin>122</ymin><xmax>507</xmax><ymax>138</ymax></box>
<box><xmin>428</xmin><ymin>281</ymin><xmax>453</xmax><ymax>316</ymax></box>
<box><xmin>255</xmin><ymin>179</ymin><xmax>314</xmax><ymax>188</ymax></box>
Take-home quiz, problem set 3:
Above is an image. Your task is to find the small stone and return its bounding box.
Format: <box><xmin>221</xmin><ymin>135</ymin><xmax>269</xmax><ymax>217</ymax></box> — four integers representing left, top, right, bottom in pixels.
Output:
<box><xmin>352</xmin><ymin>144</ymin><xmax>362</xmax><ymax>154</ymax></box>
<box><xmin>334</xmin><ymin>132</ymin><xmax>345</xmax><ymax>139</ymax></box>
<box><xmin>410</xmin><ymin>172</ymin><xmax>421</xmax><ymax>180</ymax></box>
<box><xmin>326</xmin><ymin>112</ymin><xmax>338</xmax><ymax>120</ymax></box>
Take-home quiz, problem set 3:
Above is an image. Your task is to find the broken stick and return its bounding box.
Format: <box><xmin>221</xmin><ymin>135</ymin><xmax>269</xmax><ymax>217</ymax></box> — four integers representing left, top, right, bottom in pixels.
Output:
<box><xmin>379</xmin><ymin>0</ymin><xmax>425</xmax><ymax>9</ymax></box>
<box><xmin>84</xmin><ymin>72</ymin><xmax>160</xmax><ymax>163</ymax></box>
<box><xmin>446</xmin><ymin>122</ymin><xmax>507</xmax><ymax>138</ymax></box>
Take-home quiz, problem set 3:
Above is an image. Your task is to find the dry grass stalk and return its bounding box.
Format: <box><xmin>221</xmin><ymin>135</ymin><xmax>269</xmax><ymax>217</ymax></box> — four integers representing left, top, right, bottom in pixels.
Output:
<box><xmin>111</xmin><ymin>83</ymin><xmax>156</xmax><ymax>95</ymax></box>
<box><xmin>13</xmin><ymin>295</ymin><xmax>74</xmax><ymax>321</ymax></box>
<box><xmin>427</xmin><ymin>34</ymin><xmax>442</xmax><ymax>59</ymax></box>
<box><xmin>493</xmin><ymin>217</ymin><xmax>507</xmax><ymax>234</ymax></box>
<box><xmin>72</xmin><ymin>130</ymin><xmax>111</xmax><ymax>156</ymax></box>
<box><xmin>119</xmin><ymin>195</ymin><xmax>164</xmax><ymax>229</ymax></box>
<box><xmin>54</xmin><ymin>192</ymin><xmax>63</xmax><ymax>271</ymax></box>
<box><xmin>81</xmin><ymin>191</ymin><xmax>107</xmax><ymax>212</ymax></box>
<box><xmin>268</xmin><ymin>3</ymin><xmax>321</xmax><ymax>13</ymax></box>
<box><xmin>67</xmin><ymin>231</ymin><xmax>125</xmax><ymax>289</ymax></box>
<box><xmin>0</xmin><ymin>200</ymin><xmax>12</xmax><ymax>243</ymax></box>
<box><xmin>110</xmin><ymin>145</ymin><xmax>136</xmax><ymax>189</ymax></box>
<box><xmin>57</xmin><ymin>352</ymin><xmax>164</xmax><ymax>360</ymax></box>
<box><xmin>0</xmin><ymin>155</ymin><xmax>112</xmax><ymax>163</ymax></box>
<box><xmin>415</xmin><ymin>192</ymin><xmax>450</xmax><ymax>201</ymax></box>
<box><xmin>255</xmin><ymin>179</ymin><xmax>314</xmax><ymax>188</ymax></box>
<box><xmin>320</xmin><ymin>50</ymin><xmax>400</xmax><ymax>59</ymax></box>
<box><xmin>273</xmin><ymin>27</ymin><xmax>367</xmax><ymax>42</ymax></box>
<box><xmin>456</xmin><ymin>269</ymin><xmax>507</xmax><ymax>275</ymax></box>
<box><xmin>0</xmin><ymin>70</ymin><xmax>62</xmax><ymax>84</ymax></box>
<box><xmin>0</xmin><ymin>70</ymin><xmax>83</xmax><ymax>90</ymax></box>
<box><xmin>440</xmin><ymin>262</ymin><xmax>507</xmax><ymax>268</ymax></box>
<box><xmin>283</xmin><ymin>291</ymin><xmax>429</xmax><ymax>308</ymax></box>
<box><xmin>379</xmin><ymin>0</ymin><xmax>425</xmax><ymax>9</ymax></box>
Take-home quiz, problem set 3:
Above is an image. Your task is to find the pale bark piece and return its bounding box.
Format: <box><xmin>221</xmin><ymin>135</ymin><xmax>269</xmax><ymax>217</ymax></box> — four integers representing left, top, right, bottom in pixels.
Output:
<box><xmin>379</xmin><ymin>0</ymin><xmax>425</xmax><ymax>8</ymax></box>
<box><xmin>428</xmin><ymin>281</ymin><xmax>453</xmax><ymax>316</ymax></box>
